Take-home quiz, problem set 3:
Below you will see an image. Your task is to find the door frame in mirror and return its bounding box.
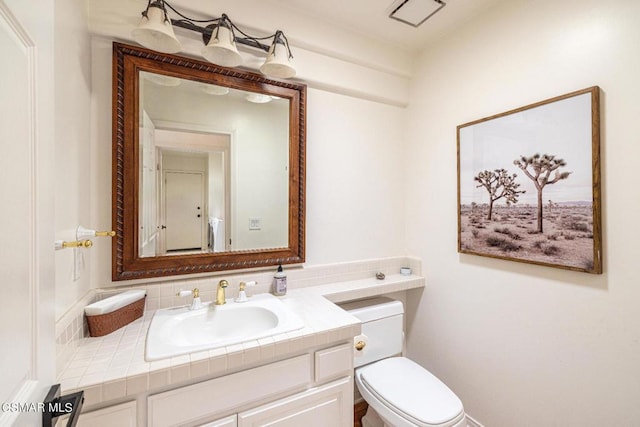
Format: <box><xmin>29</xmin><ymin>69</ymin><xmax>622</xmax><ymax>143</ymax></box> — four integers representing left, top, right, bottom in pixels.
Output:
<box><xmin>112</xmin><ymin>42</ymin><xmax>306</xmax><ymax>281</ymax></box>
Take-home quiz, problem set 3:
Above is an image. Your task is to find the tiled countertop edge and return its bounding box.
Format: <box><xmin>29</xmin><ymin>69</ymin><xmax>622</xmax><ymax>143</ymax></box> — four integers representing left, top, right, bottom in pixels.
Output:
<box><xmin>58</xmin><ymin>275</ymin><xmax>425</xmax><ymax>408</ymax></box>
<box><xmin>306</xmin><ymin>274</ymin><xmax>425</xmax><ymax>303</ymax></box>
<box><xmin>55</xmin><ymin>256</ymin><xmax>423</xmax><ymax>371</ymax></box>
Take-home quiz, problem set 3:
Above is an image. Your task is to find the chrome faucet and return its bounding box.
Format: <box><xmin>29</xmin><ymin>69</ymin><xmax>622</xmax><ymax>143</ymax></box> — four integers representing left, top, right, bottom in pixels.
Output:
<box><xmin>216</xmin><ymin>280</ymin><xmax>228</xmax><ymax>305</ymax></box>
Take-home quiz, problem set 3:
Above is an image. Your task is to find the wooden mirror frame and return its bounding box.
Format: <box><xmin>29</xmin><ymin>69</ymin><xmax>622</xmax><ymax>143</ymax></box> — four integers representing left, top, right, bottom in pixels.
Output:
<box><xmin>112</xmin><ymin>42</ymin><xmax>306</xmax><ymax>281</ymax></box>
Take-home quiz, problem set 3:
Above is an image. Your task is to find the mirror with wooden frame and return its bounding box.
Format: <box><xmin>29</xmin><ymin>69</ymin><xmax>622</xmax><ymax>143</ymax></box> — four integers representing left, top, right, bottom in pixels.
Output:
<box><xmin>112</xmin><ymin>42</ymin><xmax>305</xmax><ymax>281</ymax></box>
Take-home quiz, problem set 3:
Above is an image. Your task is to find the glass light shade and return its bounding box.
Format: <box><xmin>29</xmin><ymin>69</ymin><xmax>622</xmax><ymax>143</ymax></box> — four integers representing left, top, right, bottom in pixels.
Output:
<box><xmin>245</xmin><ymin>93</ymin><xmax>273</xmax><ymax>104</ymax></box>
<box><xmin>132</xmin><ymin>4</ymin><xmax>181</xmax><ymax>54</ymax></box>
<box><xmin>142</xmin><ymin>72</ymin><xmax>181</xmax><ymax>87</ymax></box>
<box><xmin>201</xmin><ymin>25</ymin><xmax>242</xmax><ymax>67</ymax></box>
<box><xmin>202</xmin><ymin>84</ymin><xmax>230</xmax><ymax>95</ymax></box>
<box><xmin>260</xmin><ymin>40</ymin><xmax>296</xmax><ymax>79</ymax></box>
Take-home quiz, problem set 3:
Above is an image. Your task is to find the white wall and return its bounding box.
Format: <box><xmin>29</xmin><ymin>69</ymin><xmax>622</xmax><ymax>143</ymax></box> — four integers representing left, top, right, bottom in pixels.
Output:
<box><xmin>404</xmin><ymin>0</ymin><xmax>640</xmax><ymax>425</ymax></box>
<box><xmin>306</xmin><ymin>88</ymin><xmax>406</xmax><ymax>265</ymax></box>
<box><xmin>54</xmin><ymin>0</ymin><xmax>92</xmax><ymax>319</ymax></box>
<box><xmin>86</xmin><ymin>39</ymin><xmax>407</xmax><ymax>291</ymax></box>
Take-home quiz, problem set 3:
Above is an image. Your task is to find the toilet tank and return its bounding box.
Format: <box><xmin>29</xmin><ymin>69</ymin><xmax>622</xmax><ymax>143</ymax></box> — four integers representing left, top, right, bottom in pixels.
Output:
<box><xmin>339</xmin><ymin>297</ymin><xmax>404</xmax><ymax>368</ymax></box>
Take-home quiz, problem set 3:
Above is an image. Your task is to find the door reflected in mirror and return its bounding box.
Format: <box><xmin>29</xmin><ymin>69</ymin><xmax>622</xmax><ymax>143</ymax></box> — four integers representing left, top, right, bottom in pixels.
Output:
<box><xmin>138</xmin><ymin>71</ymin><xmax>290</xmax><ymax>258</ymax></box>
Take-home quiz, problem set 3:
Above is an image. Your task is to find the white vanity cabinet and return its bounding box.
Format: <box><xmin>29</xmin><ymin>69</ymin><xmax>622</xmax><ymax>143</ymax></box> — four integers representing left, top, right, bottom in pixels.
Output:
<box><xmin>146</xmin><ymin>343</ymin><xmax>354</xmax><ymax>427</ymax></box>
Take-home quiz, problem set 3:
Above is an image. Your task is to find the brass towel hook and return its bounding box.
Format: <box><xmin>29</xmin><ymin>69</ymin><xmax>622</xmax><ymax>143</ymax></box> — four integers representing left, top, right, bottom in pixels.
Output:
<box><xmin>76</xmin><ymin>226</ymin><xmax>116</xmax><ymax>240</ymax></box>
<box><xmin>55</xmin><ymin>239</ymin><xmax>93</xmax><ymax>250</ymax></box>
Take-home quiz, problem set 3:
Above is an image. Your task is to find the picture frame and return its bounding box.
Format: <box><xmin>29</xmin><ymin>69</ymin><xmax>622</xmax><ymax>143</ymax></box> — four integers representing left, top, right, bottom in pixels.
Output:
<box><xmin>457</xmin><ymin>86</ymin><xmax>602</xmax><ymax>274</ymax></box>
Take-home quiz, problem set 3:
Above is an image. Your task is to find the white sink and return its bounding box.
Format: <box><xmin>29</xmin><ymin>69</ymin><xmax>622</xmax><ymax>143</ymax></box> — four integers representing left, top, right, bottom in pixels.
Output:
<box><xmin>145</xmin><ymin>293</ymin><xmax>305</xmax><ymax>361</ymax></box>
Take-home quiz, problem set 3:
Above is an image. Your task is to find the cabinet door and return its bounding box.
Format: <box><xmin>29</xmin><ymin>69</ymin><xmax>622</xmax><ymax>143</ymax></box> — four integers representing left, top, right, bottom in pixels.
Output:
<box><xmin>238</xmin><ymin>377</ymin><xmax>352</xmax><ymax>427</ymax></box>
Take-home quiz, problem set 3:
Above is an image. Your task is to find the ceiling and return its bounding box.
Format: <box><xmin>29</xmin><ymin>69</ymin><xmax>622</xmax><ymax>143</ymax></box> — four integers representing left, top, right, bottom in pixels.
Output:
<box><xmin>88</xmin><ymin>0</ymin><xmax>506</xmax><ymax>58</ymax></box>
<box><xmin>87</xmin><ymin>0</ymin><xmax>506</xmax><ymax>85</ymax></box>
<box><xmin>266</xmin><ymin>0</ymin><xmax>505</xmax><ymax>52</ymax></box>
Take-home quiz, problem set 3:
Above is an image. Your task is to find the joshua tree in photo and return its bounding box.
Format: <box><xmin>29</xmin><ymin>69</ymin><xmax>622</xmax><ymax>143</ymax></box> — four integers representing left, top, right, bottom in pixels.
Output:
<box><xmin>514</xmin><ymin>153</ymin><xmax>571</xmax><ymax>233</ymax></box>
<box><xmin>474</xmin><ymin>169</ymin><xmax>525</xmax><ymax>220</ymax></box>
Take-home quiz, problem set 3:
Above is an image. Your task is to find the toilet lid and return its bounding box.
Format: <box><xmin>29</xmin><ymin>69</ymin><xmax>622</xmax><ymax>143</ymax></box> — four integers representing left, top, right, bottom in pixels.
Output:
<box><xmin>359</xmin><ymin>357</ymin><xmax>463</xmax><ymax>426</ymax></box>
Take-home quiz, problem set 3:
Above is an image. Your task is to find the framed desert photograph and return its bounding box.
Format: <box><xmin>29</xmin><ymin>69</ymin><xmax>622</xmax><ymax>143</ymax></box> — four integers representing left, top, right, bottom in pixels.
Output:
<box><xmin>457</xmin><ymin>86</ymin><xmax>602</xmax><ymax>274</ymax></box>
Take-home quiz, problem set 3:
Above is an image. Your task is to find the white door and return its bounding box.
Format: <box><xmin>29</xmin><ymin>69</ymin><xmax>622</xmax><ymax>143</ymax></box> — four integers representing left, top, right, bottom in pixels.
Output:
<box><xmin>165</xmin><ymin>171</ymin><xmax>205</xmax><ymax>251</ymax></box>
<box><xmin>0</xmin><ymin>0</ymin><xmax>56</xmax><ymax>425</ymax></box>
<box><xmin>139</xmin><ymin>110</ymin><xmax>158</xmax><ymax>257</ymax></box>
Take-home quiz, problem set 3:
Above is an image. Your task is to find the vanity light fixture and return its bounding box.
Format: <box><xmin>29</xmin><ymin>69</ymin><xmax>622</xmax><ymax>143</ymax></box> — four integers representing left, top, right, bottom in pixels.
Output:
<box><xmin>132</xmin><ymin>0</ymin><xmax>296</xmax><ymax>79</ymax></box>
<box><xmin>389</xmin><ymin>0</ymin><xmax>446</xmax><ymax>27</ymax></box>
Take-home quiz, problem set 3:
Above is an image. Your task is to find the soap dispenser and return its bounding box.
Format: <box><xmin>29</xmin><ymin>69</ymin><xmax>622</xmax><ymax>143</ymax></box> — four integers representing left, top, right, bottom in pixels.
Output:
<box><xmin>273</xmin><ymin>264</ymin><xmax>287</xmax><ymax>296</ymax></box>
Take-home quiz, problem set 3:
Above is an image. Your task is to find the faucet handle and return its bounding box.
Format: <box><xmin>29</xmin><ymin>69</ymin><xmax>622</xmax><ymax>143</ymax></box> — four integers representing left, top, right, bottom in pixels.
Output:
<box><xmin>176</xmin><ymin>288</ymin><xmax>202</xmax><ymax>310</ymax></box>
<box><xmin>177</xmin><ymin>288</ymin><xmax>199</xmax><ymax>298</ymax></box>
<box><xmin>239</xmin><ymin>281</ymin><xmax>257</xmax><ymax>291</ymax></box>
<box><xmin>237</xmin><ymin>281</ymin><xmax>257</xmax><ymax>303</ymax></box>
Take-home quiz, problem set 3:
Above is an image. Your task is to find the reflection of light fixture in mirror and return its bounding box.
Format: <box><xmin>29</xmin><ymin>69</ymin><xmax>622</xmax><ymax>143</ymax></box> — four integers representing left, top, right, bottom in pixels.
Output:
<box><xmin>142</xmin><ymin>71</ymin><xmax>181</xmax><ymax>86</ymax></box>
<box><xmin>132</xmin><ymin>1</ymin><xmax>296</xmax><ymax>78</ymax></box>
<box><xmin>245</xmin><ymin>93</ymin><xmax>273</xmax><ymax>104</ymax></box>
<box><xmin>388</xmin><ymin>0</ymin><xmax>446</xmax><ymax>27</ymax></box>
<box><xmin>202</xmin><ymin>84</ymin><xmax>230</xmax><ymax>96</ymax></box>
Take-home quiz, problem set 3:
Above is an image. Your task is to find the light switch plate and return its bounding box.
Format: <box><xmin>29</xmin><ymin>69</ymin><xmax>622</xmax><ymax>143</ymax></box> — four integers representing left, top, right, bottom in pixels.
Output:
<box><xmin>249</xmin><ymin>217</ymin><xmax>261</xmax><ymax>230</ymax></box>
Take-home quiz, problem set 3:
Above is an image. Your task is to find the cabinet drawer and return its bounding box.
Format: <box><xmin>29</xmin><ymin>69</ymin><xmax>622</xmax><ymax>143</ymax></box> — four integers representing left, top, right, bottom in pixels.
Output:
<box><xmin>315</xmin><ymin>343</ymin><xmax>353</xmax><ymax>384</ymax></box>
<box><xmin>148</xmin><ymin>354</ymin><xmax>311</xmax><ymax>427</ymax></box>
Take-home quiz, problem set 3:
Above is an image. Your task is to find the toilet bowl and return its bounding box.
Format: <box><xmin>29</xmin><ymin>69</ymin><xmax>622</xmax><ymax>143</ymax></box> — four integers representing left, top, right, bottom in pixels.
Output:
<box><xmin>341</xmin><ymin>297</ymin><xmax>466</xmax><ymax>427</ymax></box>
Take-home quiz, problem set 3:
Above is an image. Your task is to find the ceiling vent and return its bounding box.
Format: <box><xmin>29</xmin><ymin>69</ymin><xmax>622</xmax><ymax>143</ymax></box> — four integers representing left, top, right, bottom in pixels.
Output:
<box><xmin>388</xmin><ymin>0</ymin><xmax>446</xmax><ymax>27</ymax></box>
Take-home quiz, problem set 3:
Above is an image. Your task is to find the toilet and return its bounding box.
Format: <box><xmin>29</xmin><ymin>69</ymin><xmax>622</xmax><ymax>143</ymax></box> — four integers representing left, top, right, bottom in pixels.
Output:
<box><xmin>341</xmin><ymin>297</ymin><xmax>466</xmax><ymax>427</ymax></box>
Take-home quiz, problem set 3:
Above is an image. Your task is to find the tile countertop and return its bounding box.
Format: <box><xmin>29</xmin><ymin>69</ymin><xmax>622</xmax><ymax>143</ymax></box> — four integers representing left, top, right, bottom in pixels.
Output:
<box><xmin>58</xmin><ymin>274</ymin><xmax>424</xmax><ymax>407</ymax></box>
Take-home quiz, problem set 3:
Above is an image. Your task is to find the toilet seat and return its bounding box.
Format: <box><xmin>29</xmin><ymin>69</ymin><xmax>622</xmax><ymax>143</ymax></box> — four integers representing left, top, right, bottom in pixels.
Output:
<box><xmin>356</xmin><ymin>357</ymin><xmax>465</xmax><ymax>427</ymax></box>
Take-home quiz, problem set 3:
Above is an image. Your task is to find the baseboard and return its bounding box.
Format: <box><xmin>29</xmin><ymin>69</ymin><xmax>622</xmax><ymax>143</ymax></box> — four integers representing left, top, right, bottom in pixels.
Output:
<box><xmin>466</xmin><ymin>413</ymin><xmax>485</xmax><ymax>427</ymax></box>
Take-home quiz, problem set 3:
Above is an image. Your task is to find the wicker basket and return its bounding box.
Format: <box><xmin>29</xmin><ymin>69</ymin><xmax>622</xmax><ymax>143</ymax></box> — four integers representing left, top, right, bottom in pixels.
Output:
<box><xmin>86</xmin><ymin>296</ymin><xmax>146</xmax><ymax>337</ymax></box>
